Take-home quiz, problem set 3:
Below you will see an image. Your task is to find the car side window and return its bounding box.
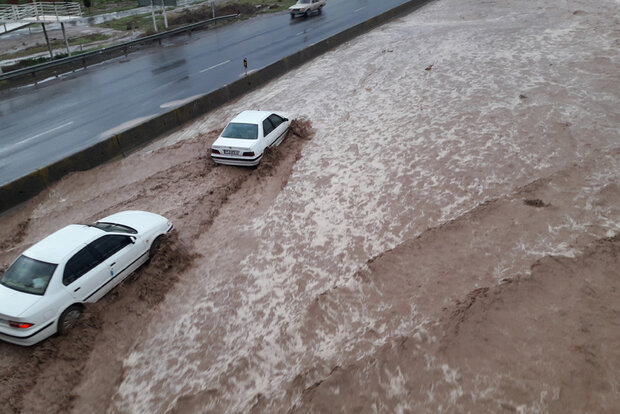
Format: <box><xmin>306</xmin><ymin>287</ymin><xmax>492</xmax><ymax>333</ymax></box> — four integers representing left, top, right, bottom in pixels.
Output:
<box><xmin>63</xmin><ymin>247</ymin><xmax>102</xmax><ymax>285</ymax></box>
<box><xmin>262</xmin><ymin>118</ymin><xmax>275</xmax><ymax>136</ymax></box>
<box><xmin>268</xmin><ymin>114</ymin><xmax>284</xmax><ymax>128</ymax></box>
<box><xmin>89</xmin><ymin>235</ymin><xmax>132</xmax><ymax>261</ymax></box>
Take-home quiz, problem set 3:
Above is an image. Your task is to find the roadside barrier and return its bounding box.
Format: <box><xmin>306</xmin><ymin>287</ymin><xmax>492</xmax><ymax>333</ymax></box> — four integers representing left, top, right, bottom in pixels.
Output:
<box><xmin>0</xmin><ymin>0</ymin><xmax>432</xmax><ymax>214</ymax></box>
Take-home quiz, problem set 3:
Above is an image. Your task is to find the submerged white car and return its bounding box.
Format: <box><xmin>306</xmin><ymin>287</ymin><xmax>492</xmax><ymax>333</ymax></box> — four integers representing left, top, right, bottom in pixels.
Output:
<box><xmin>0</xmin><ymin>211</ymin><xmax>173</xmax><ymax>346</ymax></box>
<box><xmin>211</xmin><ymin>110</ymin><xmax>291</xmax><ymax>166</ymax></box>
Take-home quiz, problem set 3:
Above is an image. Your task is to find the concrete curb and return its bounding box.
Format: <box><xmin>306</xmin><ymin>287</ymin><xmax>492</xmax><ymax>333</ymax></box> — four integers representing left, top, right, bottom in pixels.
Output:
<box><xmin>0</xmin><ymin>0</ymin><xmax>432</xmax><ymax>215</ymax></box>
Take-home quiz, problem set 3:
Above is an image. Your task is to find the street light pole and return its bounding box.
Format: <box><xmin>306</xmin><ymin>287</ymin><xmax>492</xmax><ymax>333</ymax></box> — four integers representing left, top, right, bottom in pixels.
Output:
<box><xmin>41</xmin><ymin>23</ymin><xmax>54</xmax><ymax>59</ymax></box>
<box><xmin>150</xmin><ymin>0</ymin><xmax>158</xmax><ymax>32</ymax></box>
<box><xmin>61</xmin><ymin>22</ymin><xmax>71</xmax><ymax>56</ymax></box>
<box><xmin>161</xmin><ymin>0</ymin><xmax>168</xmax><ymax>29</ymax></box>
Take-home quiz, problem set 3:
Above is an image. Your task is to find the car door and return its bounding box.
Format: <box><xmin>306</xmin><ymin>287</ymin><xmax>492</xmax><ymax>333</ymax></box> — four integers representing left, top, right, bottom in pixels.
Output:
<box><xmin>89</xmin><ymin>235</ymin><xmax>142</xmax><ymax>296</ymax></box>
<box><xmin>267</xmin><ymin>114</ymin><xmax>288</xmax><ymax>146</ymax></box>
<box><xmin>62</xmin><ymin>246</ymin><xmax>108</xmax><ymax>302</ymax></box>
<box><xmin>262</xmin><ymin>117</ymin><xmax>277</xmax><ymax>147</ymax></box>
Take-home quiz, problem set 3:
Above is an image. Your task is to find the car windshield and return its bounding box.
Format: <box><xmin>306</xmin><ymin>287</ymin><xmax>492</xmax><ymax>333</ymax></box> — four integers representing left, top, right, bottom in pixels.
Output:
<box><xmin>221</xmin><ymin>123</ymin><xmax>259</xmax><ymax>140</ymax></box>
<box><xmin>299</xmin><ymin>0</ymin><xmax>310</xmax><ymax>3</ymax></box>
<box><xmin>0</xmin><ymin>255</ymin><xmax>57</xmax><ymax>295</ymax></box>
<box><xmin>91</xmin><ymin>222</ymin><xmax>137</xmax><ymax>234</ymax></box>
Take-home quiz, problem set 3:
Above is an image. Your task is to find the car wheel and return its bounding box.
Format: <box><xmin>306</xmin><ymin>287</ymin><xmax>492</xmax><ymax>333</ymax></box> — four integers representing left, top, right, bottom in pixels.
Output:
<box><xmin>149</xmin><ymin>235</ymin><xmax>163</xmax><ymax>258</ymax></box>
<box><xmin>318</xmin><ymin>7</ymin><xmax>322</xmax><ymax>14</ymax></box>
<box><xmin>304</xmin><ymin>10</ymin><xmax>309</xmax><ymax>17</ymax></box>
<box><xmin>290</xmin><ymin>13</ymin><xmax>294</xmax><ymax>19</ymax></box>
<box><xmin>58</xmin><ymin>305</ymin><xmax>83</xmax><ymax>335</ymax></box>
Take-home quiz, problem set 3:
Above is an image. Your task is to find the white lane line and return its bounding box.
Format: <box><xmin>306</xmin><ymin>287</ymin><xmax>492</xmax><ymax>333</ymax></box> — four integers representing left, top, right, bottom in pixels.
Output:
<box><xmin>200</xmin><ymin>60</ymin><xmax>231</xmax><ymax>73</ymax></box>
<box><xmin>0</xmin><ymin>121</ymin><xmax>74</xmax><ymax>155</ymax></box>
<box><xmin>354</xmin><ymin>7</ymin><xmax>366</xmax><ymax>12</ymax></box>
<box><xmin>25</xmin><ymin>121</ymin><xmax>74</xmax><ymax>142</ymax></box>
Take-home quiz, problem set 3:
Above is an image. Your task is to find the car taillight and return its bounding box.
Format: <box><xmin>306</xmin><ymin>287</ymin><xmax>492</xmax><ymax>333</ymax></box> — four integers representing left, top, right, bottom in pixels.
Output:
<box><xmin>9</xmin><ymin>321</ymin><xmax>34</xmax><ymax>329</ymax></box>
<box><xmin>211</xmin><ymin>148</ymin><xmax>220</xmax><ymax>154</ymax></box>
<box><xmin>242</xmin><ymin>151</ymin><xmax>255</xmax><ymax>157</ymax></box>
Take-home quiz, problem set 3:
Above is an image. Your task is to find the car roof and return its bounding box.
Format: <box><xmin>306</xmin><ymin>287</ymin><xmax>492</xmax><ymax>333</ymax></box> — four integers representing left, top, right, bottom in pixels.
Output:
<box><xmin>23</xmin><ymin>224</ymin><xmax>104</xmax><ymax>264</ymax></box>
<box><xmin>230</xmin><ymin>110</ymin><xmax>275</xmax><ymax>124</ymax></box>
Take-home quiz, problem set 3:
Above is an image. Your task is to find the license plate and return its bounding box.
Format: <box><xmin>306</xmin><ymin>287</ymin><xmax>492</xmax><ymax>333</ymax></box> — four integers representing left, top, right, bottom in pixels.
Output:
<box><xmin>223</xmin><ymin>150</ymin><xmax>239</xmax><ymax>155</ymax></box>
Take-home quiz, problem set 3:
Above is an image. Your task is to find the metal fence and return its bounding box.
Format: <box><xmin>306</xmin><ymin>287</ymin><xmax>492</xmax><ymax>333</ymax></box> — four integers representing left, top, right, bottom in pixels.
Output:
<box><xmin>0</xmin><ymin>2</ymin><xmax>82</xmax><ymax>23</ymax></box>
<box><xmin>0</xmin><ymin>14</ymin><xmax>238</xmax><ymax>84</ymax></box>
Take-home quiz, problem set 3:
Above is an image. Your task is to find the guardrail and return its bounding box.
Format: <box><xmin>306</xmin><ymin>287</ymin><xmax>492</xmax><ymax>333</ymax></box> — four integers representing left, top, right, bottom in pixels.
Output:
<box><xmin>0</xmin><ymin>2</ymin><xmax>82</xmax><ymax>23</ymax></box>
<box><xmin>0</xmin><ymin>14</ymin><xmax>238</xmax><ymax>84</ymax></box>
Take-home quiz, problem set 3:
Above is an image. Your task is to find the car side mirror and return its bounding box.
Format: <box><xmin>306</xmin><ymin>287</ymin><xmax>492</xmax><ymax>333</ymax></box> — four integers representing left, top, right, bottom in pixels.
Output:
<box><xmin>283</xmin><ymin>118</ymin><xmax>288</xmax><ymax>122</ymax></box>
<box><xmin>129</xmin><ymin>236</ymin><xmax>136</xmax><ymax>244</ymax></box>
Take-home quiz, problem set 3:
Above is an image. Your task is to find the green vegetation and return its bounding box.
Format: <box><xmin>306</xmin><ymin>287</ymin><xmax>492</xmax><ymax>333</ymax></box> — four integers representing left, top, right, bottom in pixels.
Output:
<box><xmin>20</xmin><ymin>54</ymin><xmax>68</xmax><ymax>66</ymax></box>
<box><xmin>98</xmin><ymin>13</ymin><xmax>162</xmax><ymax>32</ymax></box>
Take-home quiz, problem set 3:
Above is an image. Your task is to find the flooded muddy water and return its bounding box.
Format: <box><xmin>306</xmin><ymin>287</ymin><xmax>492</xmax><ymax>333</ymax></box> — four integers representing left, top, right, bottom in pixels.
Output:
<box><xmin>1</xmin><ymin>0</ymin><xmax>618</xmax><ymax>412</ymax></box>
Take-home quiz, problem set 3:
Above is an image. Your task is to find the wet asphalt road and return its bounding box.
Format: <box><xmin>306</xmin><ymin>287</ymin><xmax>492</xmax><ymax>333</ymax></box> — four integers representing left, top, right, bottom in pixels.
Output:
<box><xmin>0</xmin><ymin>0</ymin><xmax>411</xmax><ymax>186</ymax></box>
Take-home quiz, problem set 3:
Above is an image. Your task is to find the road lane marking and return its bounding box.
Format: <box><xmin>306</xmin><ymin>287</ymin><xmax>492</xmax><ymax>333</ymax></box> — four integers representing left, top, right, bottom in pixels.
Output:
<box><xmin>200</xmin><ymin>60</ymin><xmax>231</xmax><ymax>73</ymax></box>
<box><xmin>26</xmin><ymin>121</ymin><xmax>74</xmax><ymax>142</ymax></box>
<box><xmin>354</xmin><ymin>7</ymin><xmax>366</xmax><ymax>12</ymax></box>
<box><xmin>0</xmin><ymin>121</ymin><xmax>74</xmax><ymax>155</ymax></box>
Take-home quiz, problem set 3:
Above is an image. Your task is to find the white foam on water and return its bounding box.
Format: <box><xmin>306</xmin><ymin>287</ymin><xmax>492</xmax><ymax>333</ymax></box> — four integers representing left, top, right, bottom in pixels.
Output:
<box><xmin>111</xmin><ymin>0</ymin><xmax>620</xmax><ymax>411</ymax></box>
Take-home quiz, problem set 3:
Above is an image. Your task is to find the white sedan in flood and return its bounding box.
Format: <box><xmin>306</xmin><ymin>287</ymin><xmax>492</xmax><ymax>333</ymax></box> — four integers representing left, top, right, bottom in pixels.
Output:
<box><xmin>211</xmin><ymin>110</ymin><xmax>291</xmax><ymax>166</ymax></box>
<box><xmin>0</xmin><ymin>211</ymin><xmax>173</xmax><ymax>346</ymax></box>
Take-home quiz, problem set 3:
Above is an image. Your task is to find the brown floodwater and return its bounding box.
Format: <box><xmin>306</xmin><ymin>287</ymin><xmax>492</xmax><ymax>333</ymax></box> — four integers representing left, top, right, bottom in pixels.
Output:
<box><xmin>0</xmin><ymin>0</ymin><xmax>618</xmax><ymax>412</ymax></box>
